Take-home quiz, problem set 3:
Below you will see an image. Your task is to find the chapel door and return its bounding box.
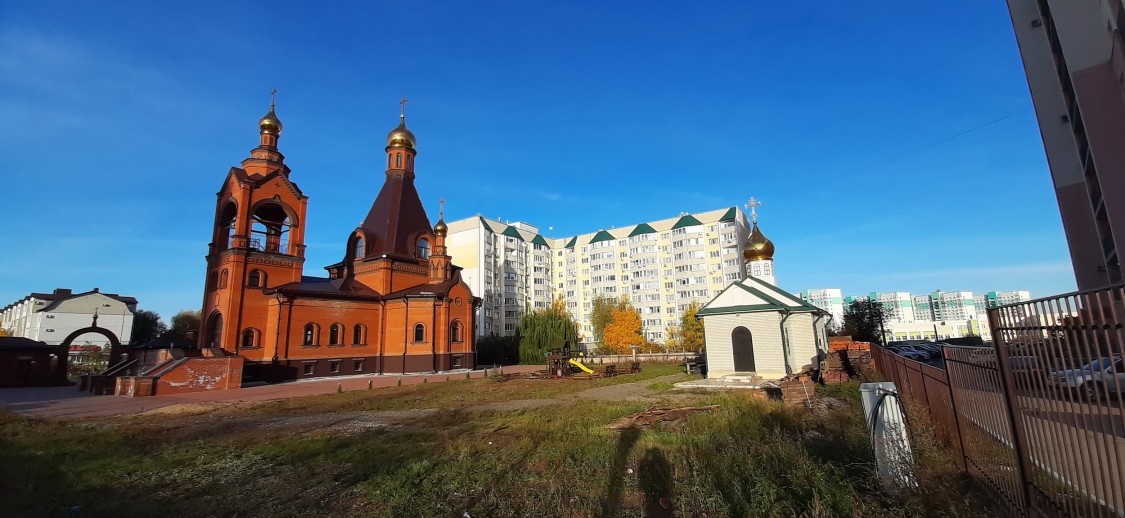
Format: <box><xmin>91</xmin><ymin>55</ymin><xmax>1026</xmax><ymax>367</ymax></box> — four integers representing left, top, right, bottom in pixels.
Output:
<box><xmin>731</xmin><ymin>326</ymin><xmax>755</xmax><ymax>372</ymax></box>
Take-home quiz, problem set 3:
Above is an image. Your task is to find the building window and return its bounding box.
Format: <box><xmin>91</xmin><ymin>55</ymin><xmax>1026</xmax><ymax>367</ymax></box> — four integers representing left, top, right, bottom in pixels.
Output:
<box><xmin>414</xmin><ymin>323</ymin><xmax>426</xmax><ymax>343</ymax></box>
<box><xmin>329</xmin><ymin>323</ymin><xmax>343</xmax><ymax>345</ymax></box>
<box><xmin>450</xmin><ymin>321</ymin><xmax>464</xmax><ymax>342</ymax></box>
<box><xmin>417</xmin><ymin>238</ymin><xmax>431</xmax><ymax>259</ymax></box>
<box><xmin>241</xmin><ymin>328</ymin><xmax>258</xmax><ymax>348</ymax></box>
<box><xmin>248</xmin><ymin>270</ymin><xmax>265</xmax><ymax>288</ymax></box>
<box><xmin>354</xmin><ymin>236</ymin><xmax>365</xmax><ymax>259</ymax></box>
<box><xmin>330</xmin><ymin>361</ymin><xmax>341</xmax><ymax>374</ymax></box>
<box><xmin>303</xmin><ymin>363</ymin><xmax>315</xmax><ymax>376</ymax></box>
<box><xmin>452</xmin><ymin>355</ymin><xmax>463</xmax><ymax>368</ymax></box>
<box><xmin>353</xmin><ymin>324</ymin><xmax>366</xmax><ymax>345</ymax></box>
<box><xmin>355</xmin><ymin>360</ymin><xmax>365</xmax><ymax>372</ymax></box>
<box><xmin>208</xmin><ymin>272</ymin><xmax>218</xmax><ymax>290</ymax></box>
<box><xmin>219</xmin><ymin>269</ymin><xmax>229</xmax><ymax>289</ymax></box>
<box><xmin>303</xmin><ymin>323</ymin><xmax>319</xmax><ymax>346</ymax></box>
<box><xmin>396</xmin><ymin>153</ymin><xmax>402</xmax><ymax>168</ymax></box>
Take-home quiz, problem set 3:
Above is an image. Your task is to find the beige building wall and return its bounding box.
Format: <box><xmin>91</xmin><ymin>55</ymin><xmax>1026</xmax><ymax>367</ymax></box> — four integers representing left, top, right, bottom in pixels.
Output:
<box><xmin>702</xmin><ymin>312</ymin><xmax>786</xmax><ymax>379</ymax></box>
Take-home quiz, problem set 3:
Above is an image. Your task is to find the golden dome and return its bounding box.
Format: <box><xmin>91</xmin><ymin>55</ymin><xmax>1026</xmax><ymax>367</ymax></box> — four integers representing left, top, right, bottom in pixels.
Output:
<box><xmin>743</xmin><ymin>222</ymin><xmax>775</xmax><ymax>261</ymax></box>
<box><xmin>386</xmin><ymin>121</ymin><xmax>416</xmax><ymax>149</ymax></box>
<box><xmin>258</xmin><ymin>107</ymin><xmax>282</xmax><ymax>135</ymax></box>
<box><xmin>434</xmin><ymin>218</ymin><xmax>448</xmax><ymax>236</ymax></box>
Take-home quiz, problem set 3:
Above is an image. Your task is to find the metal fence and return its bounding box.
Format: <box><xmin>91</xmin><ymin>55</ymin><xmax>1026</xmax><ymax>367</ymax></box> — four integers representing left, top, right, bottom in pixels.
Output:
<box><xmin>873</xmin><ymin>283</ymin><xmax>1125</xmax><ymax>517</ymax></box>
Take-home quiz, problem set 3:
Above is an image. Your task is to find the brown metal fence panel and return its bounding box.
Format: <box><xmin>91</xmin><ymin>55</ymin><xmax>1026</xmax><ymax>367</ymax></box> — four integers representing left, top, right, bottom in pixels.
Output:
<box><xmin>870</xmin><ymin>282</ymin><xmax>1125</xmax><ymax>517</ymax></box>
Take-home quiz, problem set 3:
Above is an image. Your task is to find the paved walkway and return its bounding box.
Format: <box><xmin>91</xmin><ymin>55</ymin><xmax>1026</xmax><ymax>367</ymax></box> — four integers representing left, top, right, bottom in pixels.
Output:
<box><xmin>0</xmin><ymin>365</ymin><xmax>542</xmax><ymax>419</ymax></box>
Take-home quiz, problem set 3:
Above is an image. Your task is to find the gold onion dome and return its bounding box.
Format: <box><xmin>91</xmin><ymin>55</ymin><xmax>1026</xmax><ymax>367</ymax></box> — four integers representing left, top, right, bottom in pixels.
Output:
<box><xmin>743</xmin><ymin>222</ymin><xmax>775</xmax><ymax>261</ymax></box>
<box><xmin>258</xmin><ymin>107</ymin><xmax>283</xmax><ymax>135</ymax></box>
<box><xmin>434</xmin><ymin>218</ymin><xmax>448</xmax><ymax>236</ymax></box>
<box><xmin>386</xmin><ymin>121</ymin><xmax>416</xmax><ymax>149</ymax></box>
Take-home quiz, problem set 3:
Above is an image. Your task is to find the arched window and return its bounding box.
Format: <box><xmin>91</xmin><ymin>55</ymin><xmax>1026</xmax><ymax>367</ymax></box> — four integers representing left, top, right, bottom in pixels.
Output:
<box><xmin>249</xmin><ymin>202</ymin><xmax>294</xmax><ymax>254</ymax></box>
<box><xmin>303</xmin><ymin>323</ymin><xmax>319</xmax><ymax>346</ymax></box>
<box><xmin>207</xmin><ymin>313</ymin><xmax>224</xmax><ymax>348</ymax></box>
<box><xmin>353</xmin><ymin>324</ymin><xmax>366</xmax><ymax>345</ymax></box>
<box><xmin>216</xmin><ymin>201</ymin><xmax>238</xmax><ymax>251</ymax></box>
<box><xmin>450</xmin><ymin>321</ymin><xmax>464</xmax><ymax>342</ymax></box>
<box><xmin>248</xmin><ymin>270</ymin><xmax>266</xmax><ymax>288</ymax></box>
<box><xmin>413</xmin><ymin>323</ymin><xmax>426</xmax><ymax>343</ymax></box>
<box><xmin>209</xmin><ymin>272</ymin><xmax>219</xmax><ymax>290</ymax></box>
<box><xmin>241</xmin><ymin>328</ymin><xmax>258</xmax><ymax>348</ymax></box>
<box><xmin>354</xmin><ymin>236</ymin><xmax>365</xmax><ymax>259</ymax></box>
<box><xmin>417</xmin><ymin>238</ymin><xmax>431</xmax><ymax>259</ymax></box>
<box><xmin>406</xmin><ymin>155</ymin><xmax>412</xmax><ymax>168</ymax></box>
<box><xmin>219</xmin><ymin>269</ymin><xmax>229</xmax><ymax>289</ymax></box>
<box><xmin>396</xmin><ymin>153</ymin><xmax>402</xmax><ymax>168</ymax></box>
<box><xmin>329</xmin><ymin>323</ymin><xmax>343</xmax><ymax>345</ymax></box>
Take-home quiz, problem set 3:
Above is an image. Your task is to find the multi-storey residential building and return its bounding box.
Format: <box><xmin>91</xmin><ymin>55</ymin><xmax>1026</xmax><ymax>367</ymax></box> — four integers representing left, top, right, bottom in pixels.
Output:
<box><xmin>799</xmin><ymin>289</ymin><xmax>844</xmax><ymax>328</ymax></box>
<box><xmin>447</xmin><ymin>206</ymin><xmax>752</xmax><ymax>344</ymax></box>
<box><xmin>928</xmin><ymin>290</ymin><xmax>980</xmax><ymax>321</ymax></box>
<box><xmin>445</xmin><ymin>218</ymin><xmax>556</xmax><ymax>337</ymax></box>
<box><xmin>0</xmin><ymin>288</ymin><xmax>137</xmax><ymax>348</ymax></box>
<box><xmin>974</xmin><ymin>290</ymin><xmax>1033</xmax><ymax>313</ymax></box>
<box><xmin>868</xmin><ymin>292</ymin><xmax>916</xmax><ymax>323</ymax></box>
<box><xmin>1004</xmin><ymin>0</ymin><xmax>1125</xmax><ymax>288</ymax></box>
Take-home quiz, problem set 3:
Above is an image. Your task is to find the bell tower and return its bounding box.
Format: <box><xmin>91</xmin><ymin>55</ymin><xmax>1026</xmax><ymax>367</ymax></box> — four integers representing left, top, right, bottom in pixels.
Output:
<box><xmin>200</xmin><ymin>91</ymin><xmax>308</xmax><ymax>351</ymax></box>
<box><xmin>743</xmin><ymin>197</ymin><xmax>776</xmax><ymax>286</ymax></box>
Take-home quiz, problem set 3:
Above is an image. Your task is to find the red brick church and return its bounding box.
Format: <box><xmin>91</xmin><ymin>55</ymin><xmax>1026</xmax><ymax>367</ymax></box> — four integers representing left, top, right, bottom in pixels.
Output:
<box><xmin>198</xmin><ymin>97</ymin><xmax>478</xmax><ymax>381</ymax></box>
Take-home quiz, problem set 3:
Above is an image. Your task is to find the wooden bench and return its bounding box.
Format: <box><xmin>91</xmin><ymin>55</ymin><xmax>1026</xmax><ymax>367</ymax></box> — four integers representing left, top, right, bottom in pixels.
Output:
<box><xmin>629</xmin><ymin>361</ymin><xmax>641</xmax><ymax>374</ymax></box>
<box><xmin>603</xmin><ymin>364</ymin><xmax>618</xmax><ymax>377</ymax></box>
<box><xmin>684</xmin><ymin>359</ymin><xmax>705</xmax><ymax>375</ymax></box>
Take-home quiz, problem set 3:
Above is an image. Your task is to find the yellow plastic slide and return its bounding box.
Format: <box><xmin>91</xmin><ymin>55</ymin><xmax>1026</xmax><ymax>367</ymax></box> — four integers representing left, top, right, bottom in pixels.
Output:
<box><xmin>568</xmin><ymin>358</ymin><xmax>595</xmax><ymax>374</ymax></box>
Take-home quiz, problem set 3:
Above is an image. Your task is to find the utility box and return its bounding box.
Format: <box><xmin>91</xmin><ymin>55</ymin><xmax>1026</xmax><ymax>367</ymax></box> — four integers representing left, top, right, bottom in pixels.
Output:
<box><xmin>860</xmin><ymin>382</ymin><xmax>917</xmax><ymax>489</ymax></box>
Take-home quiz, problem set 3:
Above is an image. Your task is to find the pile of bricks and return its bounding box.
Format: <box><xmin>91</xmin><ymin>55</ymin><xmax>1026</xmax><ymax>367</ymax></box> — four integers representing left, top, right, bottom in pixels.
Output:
<box><xmin>778</xmin><ymin>372</ymin><xmax>816</xmax><ymax>406</ymax></box>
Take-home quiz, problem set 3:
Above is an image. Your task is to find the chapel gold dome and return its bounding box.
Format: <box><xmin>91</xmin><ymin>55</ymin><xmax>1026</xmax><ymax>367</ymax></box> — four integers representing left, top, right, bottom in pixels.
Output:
<box><xmin>258</xmin><ymin>108</ymin><xmax>283</xmax><ymax>135</ymax></box>
<box><xmin>743</xmin><ymin>222</ymin><xmax>775</xmax><ymax>261</ymax></box>
<box><xmin>386</xmin><ymin>123</ymin><xmax>416</xmax><ymax>149</ymax></box>
<box><xmin>434</xmin><ymin>219</ymin><xmax>448</xmax><ymax>236</ymax></box>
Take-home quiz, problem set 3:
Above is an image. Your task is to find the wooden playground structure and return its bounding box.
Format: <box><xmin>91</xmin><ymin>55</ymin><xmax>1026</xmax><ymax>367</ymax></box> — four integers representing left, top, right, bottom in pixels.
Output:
<box><xmin>538</xmin><ymin>354</ymin><xmax>641</xmax><ymax>379</ymax></box>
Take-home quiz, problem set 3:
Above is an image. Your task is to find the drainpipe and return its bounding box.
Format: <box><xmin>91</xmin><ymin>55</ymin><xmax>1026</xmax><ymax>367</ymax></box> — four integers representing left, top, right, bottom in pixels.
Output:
<box><xmin>779</xmin><ymin>309</ymin><xmax>793</xmax><ymax>375</ymax></box>
<box><xmin>403</xmin><ymin>298</ymin><xmax>409</xmax><ymax>375</ymax></box>
<box><xmin>812</xmin><ymin>313</ymin><xmax>825</xmax><ymax>354</ymax></box>
<box><xmin>272</xmin><ymin>292</ymin><xmax>284</xmax><ymax>362</ymax></box>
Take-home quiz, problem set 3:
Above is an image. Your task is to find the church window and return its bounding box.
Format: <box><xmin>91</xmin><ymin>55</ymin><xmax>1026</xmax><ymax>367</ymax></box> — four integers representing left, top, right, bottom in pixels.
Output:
<box><xmin>763</xmin><ymin>263</ymin><xmax>771</xmax><ymax>275</ymax></box>
<box><xmin>209</xmin><ymin>272</ymin><xmax>218</xmax><ymax>290</ymax></box>
<box><xmin>354</xmin><ymin>236</ymin><xmax>365</xmax><ymax>259</ymax></box>
<box><xmin>219</xmin><ymin>269</ymin><xmax>229</xmax><ymax>289</ymax></box>
<box><xmin>354</xmin><ymin>360</ymin><xmax>365</xmax><ymax>372</ymax></box>
<box><xmin>396</xmin><ymin>153</ymin><xmax>402</xmax><ymax>168</ymax></box>
<box><xmin>248</xmin><ymin>270</ymin><xmax>265</xmax><ymax>288</ymax></box>
<box><xmin>406</xmin><ymin>154</ymin><xmax>412</xmax><ymax>168</ymax></box>
<box><xmin>206</xmin><ymin>313</ymin><xmax>224</xmax><ymax>348</ymax></box>
<box><xmin>417</xmin><ymin>238</ymin><xmax>431</xmax><ymax>259</ymax></box>
<box><xmin>329</xmin><ymin>361</ymin><xmax>341</xmax><ymax>373</ymax></box>
<box><xmin>451</xmin><ymin>321</ymin><xmax>464</xmax><ymax>342</ymax></box>
<box><xmin>752</xmin><ymin>264</ymin><xmax>761</xmax><ymax>276</ymax></box>
<box><xmin>303</xmin><ymin>323</ymin><xmax>319</xmax><ymax>346</ymax></box>
<box><xmin>329</xmin><ymin>323</ymin><xmax>343</xmax><ymax>345</ymax></box>
<box><xmin>353</xmin><ymin>324</ymin><xmax>366</xmax><ymax>345</ymax></box>
<box><xmin>303</xmin><ymin>363</ymin><xmax>315</xmax><ymax>376</ymax></box>
<box><xmin>414</xmin><ymin>323</ymin><xmax>426</xmax><ymax>343</ymax></box>
<box><xmin>241</xmin><ymin>328</ymin><xmax>259</xmax><ymax>348</ymax></box>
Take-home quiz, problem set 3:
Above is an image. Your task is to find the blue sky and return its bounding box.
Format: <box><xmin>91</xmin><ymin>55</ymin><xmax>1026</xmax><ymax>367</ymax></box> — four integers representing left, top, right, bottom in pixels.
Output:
<box><xmin>0</xmin><ymin>1</ymin><xmax>1075</xmax><ymax>320</ymax></box>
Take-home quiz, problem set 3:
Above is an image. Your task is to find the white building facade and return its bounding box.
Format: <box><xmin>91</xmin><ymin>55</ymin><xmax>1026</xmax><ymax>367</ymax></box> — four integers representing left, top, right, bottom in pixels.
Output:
<box><xmin>799</xmin><ymin>289</ymin><xmax>844</xmax><ymax>329</ymax></box>
<box><xmin>0</xmin><ymin>289</ymin><xmax>137</xmax><ymax>347</ymax></box>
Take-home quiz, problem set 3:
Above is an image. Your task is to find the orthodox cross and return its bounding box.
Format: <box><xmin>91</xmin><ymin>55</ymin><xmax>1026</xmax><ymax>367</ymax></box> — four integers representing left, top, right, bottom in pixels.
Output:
<box><xmin>438</xmin><ymin>198</ymin><xmax>446</xmax><ymax>219</ymax></box>
<box><xmin>745</xmin><ymin>197</ymin><xmax>762</xmax><ymax>224</ymax></box>
<box><xmin>400</xmin><ymin>96</ymin><xmax>408</xmax><ymax>121</ymax></box>
<box><xmin>91</xmin><ymin>307</ymin><xmax>99</xmax><ymax>327</ymax></box>
<box><xmin>270</xmin><ymin>87</ymin><xmax>278</xmax><ymax>109</ymax></box>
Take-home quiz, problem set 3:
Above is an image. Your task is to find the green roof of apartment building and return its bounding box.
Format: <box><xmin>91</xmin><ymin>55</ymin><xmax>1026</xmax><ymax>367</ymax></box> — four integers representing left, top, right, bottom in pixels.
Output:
<box><xmin>671</xmin><ymin>214</ymin><xmax>703</xmax><ymax>229</ymax></box>
<box><xmin>627</xmin><ymin>223</ymin><xmax>657</xmax><ymax>237</ymax></box>
<box><xmin>501</xmin><ymin>226</ymin><xmax>525</xmax><ymax>240</ymax></box>
<box><xmin>589</xmin><ymin>230</ymin><xmax>615</xmax><ymax>244</ymax></box>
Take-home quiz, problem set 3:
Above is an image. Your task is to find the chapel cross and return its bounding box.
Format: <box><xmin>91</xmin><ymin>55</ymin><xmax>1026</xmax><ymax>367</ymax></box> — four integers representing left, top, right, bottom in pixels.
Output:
<box><xmin>438</xmin><ymin>198</ymin><xmax>446</xmax><ymax>219</ymax></box>
<box><xmin>745</xmin><ymin>197</ymin><xmax>762</xmax><ymax>224</ymax></box>
<box><xmin>270</xmin><ymin>87</ymin><xmax>278</xmax><ymax>108</ymax></box>
<box><xmin>400</xmin><ymin>96</ymin><xmax>408</xmax><ymax>121</ymax></box>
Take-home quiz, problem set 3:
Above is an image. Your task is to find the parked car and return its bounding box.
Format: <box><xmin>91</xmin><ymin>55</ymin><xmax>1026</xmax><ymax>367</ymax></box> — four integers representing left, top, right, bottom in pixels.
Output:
<box><xmin>1049</xmin><ymin>355</ymin><xmax>1123</xmax><ymax>399</ymax></box>
<box><xmin>1085</xmin><ymin>357</ymin><xmax>1125</xmax><ymax>401</ymax></box>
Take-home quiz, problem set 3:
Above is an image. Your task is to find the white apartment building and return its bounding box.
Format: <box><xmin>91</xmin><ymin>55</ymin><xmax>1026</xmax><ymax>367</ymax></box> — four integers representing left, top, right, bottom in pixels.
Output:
<box><xmin>446</xmin><ymin>206</ymin><xmax>751</xmax><ymax>344</ymax></box>
<box><xmin>0</xmin><ymin>288</ymin><xmax>137</xmax><ymax>347</ymax></box>
<box><xmin>973</xmin><ymin>290</ymin><xmax>1033</xmax><ymax>314</ymax></box>
<box><xmin>799</xmin><ymin>289</ymin><xmax>844</xmax><ymax>328</ymax></box>
<box><xmin>869</xmin><ymin>292</ymin><xmax>916</xmax><ymax>323</ymax></box>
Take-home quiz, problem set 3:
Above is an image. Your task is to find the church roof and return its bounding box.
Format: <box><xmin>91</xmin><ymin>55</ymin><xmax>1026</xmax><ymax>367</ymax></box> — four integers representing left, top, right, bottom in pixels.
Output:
<box><xmin>697</xmin><ymin>276</ymin><xmax>824</xmax><ymax>317</ymax></box>
<box><xmin>359</xmin><ymin>171</ymin><xmax>433</xmax><ymax>259</ymax></box>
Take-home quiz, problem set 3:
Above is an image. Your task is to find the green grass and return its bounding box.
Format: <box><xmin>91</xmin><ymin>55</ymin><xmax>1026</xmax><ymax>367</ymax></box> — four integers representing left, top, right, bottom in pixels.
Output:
<box><xmin>0</xmin><ymin>365</ymin><xmax>996</xmax><ymax>517</ymax></box>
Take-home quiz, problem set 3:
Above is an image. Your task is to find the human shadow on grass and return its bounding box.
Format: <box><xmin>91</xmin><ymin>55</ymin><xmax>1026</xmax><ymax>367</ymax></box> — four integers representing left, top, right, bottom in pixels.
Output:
<box><xmin>637</xmin><ymin>447</ymin><xmax>675</xmax><ymax>517</ymax></box>
<box><xmin>600</xmin><ymin>425</ymin><xmax>641</xmax><ymax>517</ymax></box>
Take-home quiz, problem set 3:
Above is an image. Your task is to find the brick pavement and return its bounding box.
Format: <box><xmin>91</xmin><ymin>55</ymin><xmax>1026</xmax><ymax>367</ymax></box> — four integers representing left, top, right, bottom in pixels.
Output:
<box><xmin>0</xmin><ymin>365</ymin><xmax>542</xmax><ymax>419</ymax></box>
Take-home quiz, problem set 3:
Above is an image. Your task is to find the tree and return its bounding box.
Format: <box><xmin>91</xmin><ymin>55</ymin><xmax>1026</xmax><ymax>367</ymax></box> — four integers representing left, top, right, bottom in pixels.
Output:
<box><xmin>842</xmin><ymin>299</ymin><xmax>893</xmax><ymax>344</ymax></box>
<box><xmin>517</xmin><ymin>297</ymin><xmax>579</xmax><ymax>364</ymax></box>
<box><xmin>589</xmin><ymin>295</ymin><xmax>619</xmax><ymax>345</ymax></box>
<box><xmin>680</xmin><ymin>301</ymin><xmax>705</xmax><ymax>352</ymax></box>
<box><xmin>663</xmin><ymin>323</ymin><xmax>682</xmax><ymax>351</ymax></box>
<box><xmin>130</xmin><ymin>309</ymin><xmax>166</xmax><ymax>344</ymax></box>
<box><xmin>166</xmin><ymin>310</ymin><xmax>201</xmax><ymax>343</ymax></box>
<box><xmin>603</xmin><ymin>300</ymin><xmax>644</xmax><ymax>354</ymax></box>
